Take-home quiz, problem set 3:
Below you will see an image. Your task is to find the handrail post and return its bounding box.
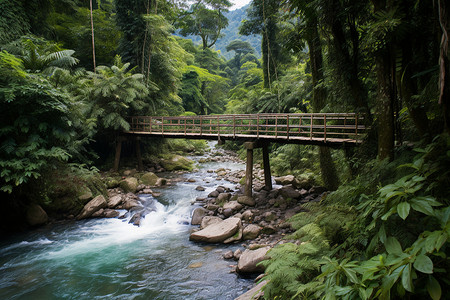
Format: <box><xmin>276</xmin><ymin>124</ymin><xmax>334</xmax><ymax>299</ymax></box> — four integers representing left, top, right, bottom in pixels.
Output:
<box><xmin>150</xmin><ymin>117</ymin><xmax>152</xmax><ymax>133</ymax></box>
<box><xmin>324</xmin><ymin>114</ymin><xmax>327</xmax><ymax>142</ymax></box>
<box><xmin>217</xmin><ymin>115</ymin><xmax>220</xmax><ymax>138</ymax></box>
<box><xmin>161</xmin><ymin>117</ymin><xmax>164</xmax><ymax>135</ymax></box>
<box><xmin>257</xmin><ymin>114</ymin><xmax>260</xmax><ymax>138</ymax></box>
<box><xmin>310</xmin><ymin>115</ymin><xmax>313</xmax><ymax>140</ymax></box>
<box><xmin>355</xmin><ymin>113</ymin><xmax>359</xmax><ymax>138</ymax></box>
<box><xmin>275</xmin><ymin>115</ymin><xmax>278</xmax><ymax>138</ymax></box>
<box><xmin>286</xmin><ymin>115</ymin><xmax>290</xmax><ymax>139</ymax></box>
<box><xmin>233</xmin><ymin>115</ymin><xmax>236</xmax><ymax>138</ymax></box>
<box><xmin>200</xmin><ymin>116</ymin><xmax>203</xmax><ymax>136</ymax></box>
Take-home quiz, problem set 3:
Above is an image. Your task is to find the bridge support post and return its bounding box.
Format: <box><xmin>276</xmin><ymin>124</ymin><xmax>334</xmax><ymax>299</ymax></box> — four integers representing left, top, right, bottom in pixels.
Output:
<box><xmin>114</xmin><ymin>136</ymin><xmax>125</xmax><ymax>172</ymax></box>
<box><xmin>135</xmin><ymin>137</ymin><xmax>144</xmax><ymax>171</ymax></box>
<box><xmin>262</xmin><ymin>143</ymin><xmax>272</xmax><ymax>191</ymax></box>
<box><xmin>244</xmin><ymin>142</ymin><xmax>254</xmax><ymax>198</ymax></box>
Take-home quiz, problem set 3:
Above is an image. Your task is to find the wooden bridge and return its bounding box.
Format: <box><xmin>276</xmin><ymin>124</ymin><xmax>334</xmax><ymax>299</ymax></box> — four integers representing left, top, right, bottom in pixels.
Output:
<box><xmin>119</xmin><ymin>113</ymin><xmax>368</xmax><ymax>196</ymax></box>
<box><xmin>126</xmin><ymin>113</ymin><xmax>366</xmax><ymax>145</ymax></box>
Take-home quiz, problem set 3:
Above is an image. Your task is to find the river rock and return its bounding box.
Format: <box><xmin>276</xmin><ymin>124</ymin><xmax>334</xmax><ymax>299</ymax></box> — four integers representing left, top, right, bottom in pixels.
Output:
<box><xmin>237</xmin><ymin>196</ymin><xmax>256</xmax><ymax>206</ymax></box>
<box><xmin>216</xmin><ymin>186</ymin><xmax>226</xmax><ymax>193</ymax></box>
<box><xmin>77</xmin><ymin>195</ymin><xmax>108</xmax><ymax>220</ymax></box>
<box><xmin>223</xmin><ymin>201</ymin><xmax>243</xmax><ymax>212</ymax></box>
<box><xmin>200</xmin><ymin>216</ymin><xmax>223</xmax><ymax>229</ymax></box>
<box><xmin>78</xmin><ymin>186</ymin><xmax>93</xmax><ymax>201</ymax></box>
<box><xmin>119</xmin><ymin>177</ymin><xmax>139</xmax><ymax>193</ymax></box>
<box><xmin>274</xmin><ymin>175</ymin><xmax>296</xmax><ymax>186</ymax></box>
<box><xmin>309</xmin><ymin>186</ymin><xmax>327</xmax><ymax>195</ymax></box>
<box><xmin>234</xmin><ymin>249</ymin><xmax>242</xmax><ymax>260</ymax></box>
<box><xmin>217</xmin><ymin>192</ymin><xmax>231</xmax><ymax>203</ymax></box>
<box><xmin>156</xmin><ymin>178</ymin><xmax>167</xmax><ymax>186</ymax></box>
<box><xmin>224</xmin><ymin>227</ymin><xmax>243</xmax><ymax>243</ymax></box>
<box><xmin>223</xmin><ymin>208</ymin><xmax>233</xmax><ymax>217</ymax></box>
<box><xmin>243</xmin><ymin>224</ymin><xmax>261</xmax><ymax>240</ymax></box>
<box><xmin>129</xmin><ymin>212</ymin><xmax>142</xmax><ymax>226</ymax></box>
<box><xmin>191</xmin><ymin>207</ymin><xmax>207</xmax><ymax>225</ymax></box>
<box><xmin>206</xmin><ymin>204</ymin><xmax>219</xmax><ymax>211</ymax></box>
<box><xmin>140</xmin><ymin>172</ymin><xmax>159</xmax><ymax>186</ymax></box>
<box><xmin>236</xmin><ymin>246</ymin><xmax>271</xmax><ymax>274</ymax></box>
<box><xmin>208</xmin><ymin>190</ymin><xmax>220</xmax><ymax>198</ymax></box>
<box><xmin>122</xmin><ymin>198</ymin><xmax>141</xmax><ymax>210</ymax></box>
<box><xmin>103</xmin><ymin>209</ymin><xmax>120</xmax><ymax>218</ymax></box>
<box><xmin>26</xmin><ymin>204</ymin><xmax>48</xmax><ymax>226</ymax></box>
<box><xmin>235</xmin><ymin>280</ymin><xmax>267</xmax><ymax>300</ymax></box>
<box><xmin>123</xmin><ymin>169</ymin><xmax>136</xmax><ymax>176</ymax></box>
<box><xmin>279</xmin><ymin>185</ymin><xmax>301</xmax><ymax>199</ymax></box>
<box><xmin>196</xmin><ymin>186</ymin><xmax>206</xmax><ymax>191</ymax></box>
<box><xmin>108</xmin><ymin>195</ymin><xmax>122</xmax><ymax>208</ymax></box>
<box><xmin>241</xmin><ymin>210</ymin><xmax>254</xmax><ymax>222</ymax></box>
<box><xmin>190</xmin><ymin>217</ymin><xmax>241</xmax><ymax>243</ymax></box>
<box><xmin>223</xmin><ymin>250</ymin><xmax>234</xmax><ymax>259</ymax></box>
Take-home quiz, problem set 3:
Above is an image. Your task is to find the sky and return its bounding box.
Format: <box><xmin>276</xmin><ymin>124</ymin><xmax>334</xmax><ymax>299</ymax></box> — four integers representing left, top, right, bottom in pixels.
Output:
<box><xmin>230</xmin><ymin>0</ymin><xmax>251</xmax><ymax>10</ymax></box>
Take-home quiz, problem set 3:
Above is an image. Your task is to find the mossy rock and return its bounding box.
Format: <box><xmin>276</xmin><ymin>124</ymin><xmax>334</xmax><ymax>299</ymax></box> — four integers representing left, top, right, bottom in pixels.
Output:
<box><xmin>140</xmin><ymin>172</ymin><xmax>159</xmax><ymax>186</ymax></box>
<box><xmin>119</xmin><ymin>177</ymin><xmax>139</xmax><ymax>193</ymax></box>
<box><xmin>105</xmin><ymin>178</ymin><xmax>120</xmax><ymax>189</ymax></box>
<box><xmin>161</xmin><ymin>155</ymin><xmax>194</xmax><ymax>171</ymax></box>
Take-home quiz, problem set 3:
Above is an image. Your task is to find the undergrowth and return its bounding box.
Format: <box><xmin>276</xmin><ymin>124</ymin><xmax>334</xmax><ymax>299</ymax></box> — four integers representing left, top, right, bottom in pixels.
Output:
<box><xmin>261</xmin><ymin>134</ymin><xmax>450</xmax><ymax>299</ymax></box>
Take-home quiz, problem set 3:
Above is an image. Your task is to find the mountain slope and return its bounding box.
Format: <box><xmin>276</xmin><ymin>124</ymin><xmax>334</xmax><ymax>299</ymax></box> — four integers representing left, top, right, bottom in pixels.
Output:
<box><xmin>176</xmin><ymin>4</ymin><xmax>261</xmax><ymax>60</ymax></box>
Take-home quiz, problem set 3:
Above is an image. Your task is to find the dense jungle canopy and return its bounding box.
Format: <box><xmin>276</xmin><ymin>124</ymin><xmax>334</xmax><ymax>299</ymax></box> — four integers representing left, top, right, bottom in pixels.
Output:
<box><xmin>0</xmin><ymin>0</ymin><xmax>449</xmax><ymax>299</ymax></box>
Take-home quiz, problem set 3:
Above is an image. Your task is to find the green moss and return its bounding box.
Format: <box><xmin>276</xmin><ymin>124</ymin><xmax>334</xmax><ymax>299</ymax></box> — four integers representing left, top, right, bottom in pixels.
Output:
<box><xmin>161</xmin><ymin>154</ymin><xmax>194</xmax><ymax>171</ymax></box>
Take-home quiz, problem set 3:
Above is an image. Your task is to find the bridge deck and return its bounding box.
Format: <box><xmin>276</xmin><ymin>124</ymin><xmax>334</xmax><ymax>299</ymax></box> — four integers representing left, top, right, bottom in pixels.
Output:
<box><xmin>125</xmin><ymin>113</ymin><xmax>368</xmax><ymax>146</ymax></box>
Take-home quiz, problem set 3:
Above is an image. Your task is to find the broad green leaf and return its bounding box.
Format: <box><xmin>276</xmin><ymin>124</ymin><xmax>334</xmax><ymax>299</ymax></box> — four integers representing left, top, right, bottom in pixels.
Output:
<box><xmin>397</xmin><ymin>202</ymin><xmax>410</xmax><ymax>220</ymax></box>
<box><xmin>413</xmin><ymin>254</ymin><xmax>433</xmax><ymax>274</ymax></box>
<box><xmin>435</xmin><ymin>232</ymin><xmax>448</xmax><ymax>251</ymax></box>
<box><xmin>427</xmin><ymin>275</ymin><xmax>441</xmax><ymax>300</ymax></box>
<box><xmin>385</xmin><ymin>237</ymin><xmax>402</xmax><ymax>255</ymax></box>
<box><xmin>381</xmin><ymin>206</ymin><xmax>397</xmax><ymax>221</ymax></box>
<box><xmin>401</xmin><ymin>264</ymin><xmax>413</xmax><ymax>292</ymax></box>
<box><xmin>411</xmin><ymin>199</ymin><xmax>434</xmax><ymax>216</ymax></box>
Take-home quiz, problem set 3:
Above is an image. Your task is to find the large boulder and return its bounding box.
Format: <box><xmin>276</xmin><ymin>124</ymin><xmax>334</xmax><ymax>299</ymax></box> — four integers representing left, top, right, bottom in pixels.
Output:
<box><xmin>190</xmin><ymin>217</ymin><xmax>241</xmax><ymax>243</ymax></box>
<box><xmin>243</xmin><ymin>224</ymin><xmax>261</xmax><ymax>240</ymax></box>
<box><xmin>108</xmin><ymin>195</ymin><xmax>122</xmax><ymax>208</ymax></box>
<box><xmin>77</xmin><ymin>186</ymin><xmax>93</xmax><ymax>201</ymax></box>
<box><xmin>26</xmin><ymin>204</ymin><xmax>48</xmax><ymax>226</ymax></box>
<box><xmin>217</xmin><ymin>192</ymin><xmax>231</xmax><ymax>203</ymax></box>
<box><xmin>122</xmin><ymin>198</ymin><xmax>141</xmax><ymax>210</ymax></box>
<box><xmin>237</xmin><ymin>246</ymin><xmax>271</xmax><ymax>274</ymax></box>
<box><xmin>200</xmin><ymin>216</ymin><xmax>223</xmax><ymax>229</ymax></box>
<box><xmin>119</xmin><ymin>177</ymin><xmax>139</xmax><ymax>193</ymax></box>
<box><xmin>237</xmin><ymin>196</ymin><xmax>256</xmax><ymax>206</ymax></box>
<box><xmin>77</xmin><ymin>195</ymin><xmax>108</xmax><ymax>220</ymax></box>
<box><xmin>140</xmin><ymin>172</ymin><xmax>159</xmax><ymax>186</ymax></box>
<box><xmin>223</xmin><ymin>201</ymin><xmax>243</xmax><ymax>212</ymax></box>
<box><xmin>235</xmin><ymin>280</ymin><xmax>267</xmax><ymax>300</ymax></box>
<box><xmin>274</xmin><ymin>175</ymin><xmax>296</xmax><ymax>186</ymax></box>
<box><xmin>279</xmin><ymin>185</ymin><xmax>301</xmax><ymax>199</ymax></box>
<box><xmin>191</xmin><ymin>207</ymin><xmax>207</xmax><ymax>225</ymax></box>
<box><xmin>161</xmin><ymin>155</ymin><xmax>194</xmax><ymax>171</ymax></box>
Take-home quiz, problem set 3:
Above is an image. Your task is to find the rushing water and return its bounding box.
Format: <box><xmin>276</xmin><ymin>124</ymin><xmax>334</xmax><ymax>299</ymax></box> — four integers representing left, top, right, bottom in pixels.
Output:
<box><xmin>0</xmin><ymin>146</ymin><xmax>255</xmax><ymax>299</ymax></box>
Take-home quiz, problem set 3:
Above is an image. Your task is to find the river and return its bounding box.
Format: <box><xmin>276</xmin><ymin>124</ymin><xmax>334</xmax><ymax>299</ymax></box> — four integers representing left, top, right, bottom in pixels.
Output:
<box><xmin>0</xmin><ymin>145</ymin><xmax>255</xmax><ymax>299</ymax></box>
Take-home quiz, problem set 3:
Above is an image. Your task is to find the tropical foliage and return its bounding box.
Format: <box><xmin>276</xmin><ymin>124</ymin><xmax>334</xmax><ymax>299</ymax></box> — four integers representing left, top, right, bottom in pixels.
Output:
<box><xmin>0</xmin><ymin>0</ymin><xmax>449</xmax><ymax>297</ymax></box>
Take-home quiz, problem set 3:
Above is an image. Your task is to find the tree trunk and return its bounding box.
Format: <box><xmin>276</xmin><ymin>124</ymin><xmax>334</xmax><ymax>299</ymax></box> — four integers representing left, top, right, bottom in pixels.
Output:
<box><xmin>439</xmin><ymin>0</ymin><xmax>450</xmax><ymax>133</ymax></box>
<box><xmin>90</xmin><ymin>0</ymin><xmax>96</xmax><ymax>72</ymax></box>
<box><xmin>375</xmin><ymin>50</ymin><xmax>395</xmax><ymax>160</ymax></box>
<box><xmin>306</xmin><ymin>14</ymin><xmax>340</xmax><ymax>190</ymax></box>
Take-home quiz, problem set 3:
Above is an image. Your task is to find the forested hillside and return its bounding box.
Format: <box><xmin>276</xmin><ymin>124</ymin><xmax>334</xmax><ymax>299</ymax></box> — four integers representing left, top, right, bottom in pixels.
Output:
<box><xmin>177</xmin><ymin>4</ymin><xmax>261</xmax><ymax>60</ymax></box>
<box><xmin>0</xmin><ymin>0</ymin><xmax>449</xmax><ymax>299</ymax></box>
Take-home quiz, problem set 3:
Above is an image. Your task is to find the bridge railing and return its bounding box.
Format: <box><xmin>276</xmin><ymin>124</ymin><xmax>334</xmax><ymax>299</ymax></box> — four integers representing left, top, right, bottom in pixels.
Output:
<box><xmin>128</xmin><ymin>113</ymin><xmax>368</xmax><ymax>143</ymax></box>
